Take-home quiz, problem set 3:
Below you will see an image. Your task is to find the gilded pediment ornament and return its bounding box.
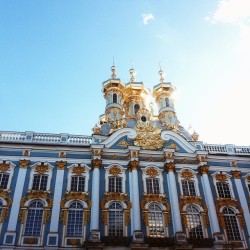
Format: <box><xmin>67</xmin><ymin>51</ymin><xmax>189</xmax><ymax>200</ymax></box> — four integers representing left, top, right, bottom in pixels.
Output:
<box><xmin>35</xmin><ymin>163</ymin><xmax>49</xmax><ymax>174</ymax></box>
<box><xmin>231</xmin><ymin>170</ymin><xmax>241</xmax><ymax>179</ymax></box>
<box><xmin>118</xmin><ymin>139</ymin><xmax>129</xmax><ymax>147</ymax></box>
<box><xmin>167</xmin><ymin>142</ymin><xmax>180</xmax><ymax>151</ymax></box>
<box><xmin>0</xmin><ymin>162</ymin><xmax>10</xmax><ymax>172</ymax></box>
<box><xmin>215</xmin><ymin>173</ymin><xmax>227</xmax><ymax>182</ymax></box>
<box><xmin>72</xmin><ymin>165</ymin><xmax>86</xmax><ymax>175</ymax></box>
<box><xmin>109</xmin><ymin>166</ymin><xmax>122</xmax><ymax>176</ymax></box>
<box><xmin>146</xmin><ymin>167</ymin><xmax>158</xmax><ymax>177</ymax></box>
<box><xmin>180</xmin><ymin>169</ymin><xmax>194</xmax><ymax>180</ymax></box>
<box><xmin>134</xmin><ymin>121</ymin><xmax>164</xmax><ymax>150</ymax></box>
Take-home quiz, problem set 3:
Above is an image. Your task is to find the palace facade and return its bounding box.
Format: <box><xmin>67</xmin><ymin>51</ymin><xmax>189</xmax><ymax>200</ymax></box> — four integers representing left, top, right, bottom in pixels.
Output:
<box><xmin>0</xmin><ymin>66</ymin><xmax>249</xmax><ymax>249</ymax></box>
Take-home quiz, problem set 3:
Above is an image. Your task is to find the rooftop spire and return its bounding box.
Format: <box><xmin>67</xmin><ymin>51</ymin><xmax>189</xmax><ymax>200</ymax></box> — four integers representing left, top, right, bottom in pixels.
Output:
<box><xmin>111</xmin><ymin>58</ymin><xmax>117</xmax><ymax>79</ymax></box>
<box><xmin>129</xmin><ymin>60</ymin><xmax>136</xmax><ymax>82</ymax></box>
<box><xmin>158</xmin><ymin>62</ymin><xmax>165</xmax><ymax>83</ymax></box>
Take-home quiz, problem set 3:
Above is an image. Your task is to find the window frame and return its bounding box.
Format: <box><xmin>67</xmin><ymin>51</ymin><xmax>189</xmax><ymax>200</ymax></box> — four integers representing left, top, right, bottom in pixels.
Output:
<box><xmin>108</xmin><ymin>202</ymin><xmax>124</xmax><ymax>237</ymax></box>
<box><xmin>0</xmin><ymin>161</ymin><xmax>15</xmax><ymax>190</ymax></box>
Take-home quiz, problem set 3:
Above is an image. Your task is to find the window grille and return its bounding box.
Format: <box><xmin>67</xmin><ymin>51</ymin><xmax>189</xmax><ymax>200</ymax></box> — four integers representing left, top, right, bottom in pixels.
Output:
<box><xmin>32</xmin><ymin>175</ymin><xmax>48</xmax><ymax>191</ymax></box>
<box><xmin>108</xmin><ymin>177</ymin><xmax>122</xmax><ymax>193</ymax></box>
<box><xmin>24</xmin><ymin>201</ymin><xmax>44</xmax><ymax>236</ymax></box>
<box><xmin>108</xmin><ymin>202</ymin><xmax>123</xmax><ymax>236</ymax></box>
<box><xmin>146</xmin><ymin>178</ymin><xmax>160</xmax><ymax>194</ymax></box>
<box><xmin>134</xmin><ymin>104</ymin><xmax>140</xmax><ymax>114</ymax></box>
<box><xmin>0</xmin><ymin>173</ymin><xmax>9</xmax><ymax>189</ymax></box>
<box><xmin>181</xmin><ymin>180</ymin><xmax>196</xmax><ymax>196</ymax></box>
<box><xmin>223</xmin><ymin>207</ymin><xmax>241</xmax><ymax>241</ymax></box>
<box><xmin>148</xmin><ymin>203</ymin><xmax>165</xmax><ymax>238</ymax></box>
<box><xmin>66</xmin><ymin>202</ymin><xmax>84</xmax><ymax>237</ymax></box>
<box><xmin>186</xmin><ymin>205</ymin><xmax>204</xmax><ymax>239</ymax></box>
<box><xmin>216</xmin><ymin>182</ymin><xmax>231</xmax><ymax>198</ymax></box>
<box><xmin>71</xmin><ymin>176</ymin><xmax>85</xmax><ymax>192</ymax></box>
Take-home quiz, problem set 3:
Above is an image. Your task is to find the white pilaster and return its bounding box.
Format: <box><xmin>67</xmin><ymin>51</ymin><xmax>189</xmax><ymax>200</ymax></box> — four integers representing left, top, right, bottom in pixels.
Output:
<box><xmin>90</xmin><ymin>160</ymin><xmax>101</xmax><ymax>231</ymax></box>
<box><xmin>166</xmin><ymin>163</ymin><xmax>182</xmax><ymax>233</ymax></box>
<box><xmin>232</xmin><ymin>171</ymin><xmax>250</xmax><ymax>244</ymax></box>
<box><xmin>200</xmin><ymin>166</ymin><xmax>221</xmax><ymax>235</ymax></box>
<box><xmin>129</xmin><ymin>171</ymin><xmax>134</xmax><ymax>234</ymax></box>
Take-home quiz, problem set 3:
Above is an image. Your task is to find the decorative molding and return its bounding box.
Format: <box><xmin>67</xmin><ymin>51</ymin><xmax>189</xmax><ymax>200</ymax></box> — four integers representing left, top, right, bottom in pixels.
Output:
<box><xmin>92</xmin><ymin>159</ymin><xmax>102</xmax><ymax>169</ymax></box>
<box><xmin>0</xmin><ymin>190</ymin><xmax>12</xmax><ymax>207</ymax></box>
<box><xmin>180</xmin><ymin>169</ymin><xmax>194</xmax><ymax>180</ymax></box>
<box><xmin>35</xmin><ymin>163</ymin><xmax>49</xmax><ymax>174</ymax></box>
<box><xmin>164</xmin><ymin>162</ymin><xmax>175</xmax><ymax>172</ymax></box>
<box><xmin>145</xmin><ymin>167</ymin><xmax>158</xmax><ymax>177</ymax></box>
<box><xmin>72</xmin><ymin>165</ymin><xmax>86</xmax><ymax>175</ymax></box>
<box><xmin>197</xmin><ymin>155</ymin><xmax>207</xmax><ymax>162</ymax></box>
<box><xmin>60</xmin><ymin>192</ymin><xmax>91</xmax><ymax>208</ymax></box>
<box><xmin>231</xmin><ymin>170</ymin><xmax>241</xmax><ymax>179</ymax></box>
<box><xmin>215</xmin><ymin>173</ymin><xmax>227</xmax><ymax>182</ymax></box>
<box><xmin>129</xmin><ymin>160</ymin><xmax>139</xmax><ymax>171</ymax></box>
<box><xmin>19</xmin><ymin>159</ymin><xmax>30</xmax><ymax>169</ymax></box>
<box><xmin>56</xmin><ymin>161</ymin><xmax>67</xmax><ymax>170</ymax></box>
<box><xmin>230</xmin><ymin>161</ymin><xmax>237</xmax><ymax>167</ymax></box>
<box><xmin>59</xmin><ymin>152</ymin><xmax>66</xmax><ymax>158</ymax></box>
<box><xmin>117</xmin><ymin>139</ymin><xmax>129</xmax><ymax>147</ymax></box>
<box><xmin>199</xmin><ymin>165</ymin><xmax>209</xmax><ymax>175</ymax></box>
<box><xmin>0</xmin><ymin>162</ymin><xmax>10</xmax><ymax>172</ymax></box>
<box><xmin>93</xmin><ymin>150</ymin><xmax>101</xmax><ymax>157</ymax></box>
<box><xmin>109</xmin><ymin>166</ymin><xmax>122</xmax><ymax>176</ymax></box>
<box><xmin>166</xmin><ymin>142</ymin><xmax>180</xmax><ymax>151</ymax></box>
<box><xmin>179</xmin><ymin>196</ymin><xmax>207</xmax><ymax>212</ymax></box>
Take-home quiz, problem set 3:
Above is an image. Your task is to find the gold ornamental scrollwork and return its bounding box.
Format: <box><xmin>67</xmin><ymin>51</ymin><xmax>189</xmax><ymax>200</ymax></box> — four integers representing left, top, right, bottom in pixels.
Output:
<box><xmin>179</xmin><ymin>196</ymin><xmax>207</xmax><ymax>212</ymax></box>
<box><xmin>129</xmin><ymin>160</ymin><xmax>139</xmax><ymax>171</ymax></box>
<box><xmin>60</xmin><ymin>192</ymin><xmax>91</xmax><ymax>209</ymax></box>
<box><xmin>180</xmin><ymin>169</ymin><xmax>194</xmax><ymax>180</ymax></box>
<box><xmin>20</xmin><ymin>190</ymin><xmax>53</xmax><ymax>208</ymax></box>
<box><xmin>56</xmin><ymin>161</ymin><xmax>67</xmax><ymax>170</ymax></box>
<box><xmin>215</xmin><ymin>173</ymin><xmax>227</xmax><ymax>182</ymax></box>
<box><xmin>92</xmin><ymin>159</ymin><xmax>102</xmax><ymax>169</ymax></box>
<box><xmin>134</xmin><ymin>121</ymin><xmax>164</xmax><ymax>150</ymax></box>
<box><xmin>231</xmin><ymin>170</ymin><xmax>241</xmax><ymax>179</ymax></box>
<box><xmin>199</xmin><ymin>165</ymin><xmax>209</xmax><ymax>175</ymax></box>
<box><xmin>164</xmin><ymin>162</ymin><xmax>175</xmax><ymax>172</ymax></box>
<box><xmin>166</xmin><ymin>142</ymin><xmax>180</xmax><ymax>151</ymax></box>
<box><xmin>35</xmin><ymin>163</ymin><xmax>49</xmax><ymax>174</ymax></box>
<box><xmin>247</xmin><ymin>176</ymin><xmax>250</xmax><ymax>182</ymax></box>
<box><xmin>118</xmin><ymin>140</ymin><xmax>129</xmax><ymax>147</ymax></box>
<box><xmin>19</xmin><ymin>159</ymin><xmax>30</xmax><ymax>169</ymax></box>
<box><xmin>146</xmin><ymin>167</ymin><xmax>158</xmax><ymax>178</ymax></box>
<box><xmin>109</xmin><ymin>166</ymin><xmax>122</xmax><ymax>176</ymax></box>
<box><xmin>72</xmin><ymin>165</ymin><xmax>86</xmax><ymax>175</ymax></box>
<box><xmin>0</xmin><ymin>162</ymin><xmax>10</xmax><ymax>172</ymax></box>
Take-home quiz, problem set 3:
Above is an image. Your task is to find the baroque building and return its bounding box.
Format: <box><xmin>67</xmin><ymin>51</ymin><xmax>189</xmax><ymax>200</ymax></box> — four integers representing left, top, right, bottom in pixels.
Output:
<box><xmin>0</xmin><ymin>66</ymin><xmax>250</xmax><ymax>250</ymax></box>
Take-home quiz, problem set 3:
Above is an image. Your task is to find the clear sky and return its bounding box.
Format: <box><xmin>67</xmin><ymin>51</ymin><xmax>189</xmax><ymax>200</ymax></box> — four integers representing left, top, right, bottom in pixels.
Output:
<box><xmin>0</xmin><ymin>0</ymin><xmax>249</xmax><ymax>146</ymax></box>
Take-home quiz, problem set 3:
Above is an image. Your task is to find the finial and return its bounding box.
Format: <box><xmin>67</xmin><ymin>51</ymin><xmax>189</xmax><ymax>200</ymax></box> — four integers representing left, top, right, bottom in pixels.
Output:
<box><xmin>158</xmin><ymin>62</ymin><xmax>165</xmax><ymax>83</ymax></box>
<box><xmin>111</xmin><ymin>58</ymin><xmax>117</xmax><ymax>78</ymax></box>
<box><xmin>129</xmin><ymin>60</ymin><xmax>136</xmax><ymax>82</ymax></box>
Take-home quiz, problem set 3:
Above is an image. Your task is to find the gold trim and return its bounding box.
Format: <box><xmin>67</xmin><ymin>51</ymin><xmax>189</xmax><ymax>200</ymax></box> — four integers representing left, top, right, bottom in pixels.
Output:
<box><xmin>92</xmin><ymin>159</ymin><xmax>102</xmax><ymax>169</ymax></box>
<box><xmin>35</xmin><ymin>163</ymin><xmax>49</xmax><ymax>174</ymax></box>
<box><xmin>164</xmin><ymin>162</ymin><xmax>175</xmax><ymax>172</ymax></box>
<box><xmin>109</xmin><ymin>166</ymin><xmax>122</xmax><ymax>176</ymax></box>
<box><xmin>231</xmin><ymin>170</ymin><xmax>241</xmax><ymax>179</ymax></box>
<box><xmin>129</xmin><ymin>160</ymin><xmax>139</xmax><ymax>171</ymax></box>
<box><xmin>72</xmin><ymin>165</ymin><xmax>86</xmax><ymax>175</ymax></box>
<box><xmin>19</xmin><ymin>159</ymin><xmax>30</xmax><ymax>169</ymax></box>
<box><xmin>0</xmin><ymin>162</ymin><xmax>10</xmax><ymax>172</ymax></box>
<box><xmin>146</xmin><ymin>167</ymin><xmax>158</xmax><ymax>177</ymax></box>
<box><xmin>167</xmin><ymin>142</ymin><xmax>180</xmax><ymax>151</ymax></box>
<box><xmin>215</xmin><ymin>173</ymin><xmax>227</xmax><ymax>182</ymax></box>
<box><xmin>56</xmin><ymin>161</ymin><xmax>67</xmax><ymax>170</ymax></box>
<box><xmin>180</xmin><ymin>169</ymin><xmax>194</xmax><ymax>180</ymax></box>
<box><xmin>199</xmin><ymin>165</ymin><xmax>209</xmax><ymax>175</ymax></box>
<box><xmin>118</xmin><ymin>140</ymin><xmax>129</xmax><ymax>147</ymax></box>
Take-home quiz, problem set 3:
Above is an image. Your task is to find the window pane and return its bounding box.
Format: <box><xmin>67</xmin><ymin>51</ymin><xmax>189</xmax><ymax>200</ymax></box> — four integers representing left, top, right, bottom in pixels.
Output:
<box><xmin>108</xmin><ymin>202</ymin><xmax>123</xmax><ymax>236</ymax></box>
<box><xmin>146</xmin><ymin>178</ymin><xmax>160</xmax><ymax>194</ymax></box>
<box><xmin>24</xmin><ymin>201</ymin><xmax>44</xmax><ymax>236</ymax></box>
<box><xmin>148</xmin><ymin>203</ymin><xmax>165</xmax><ymax>238</ymax></box>
<box><xmin>71</xmin><ymin>176</ymin><xmax>85</xmax><ymax>192</ymax></box>
<box><xmin>109</xmin><ymin>177</ymin><xmax>122</xmax><ymax>193</ymax></box>
<box><xmin>0</xmin><ymin>173</ymin><xmax>9</xmax><ymax>189</ymax></box>
<box><xmin>182</xmin><ymin>180</ymin><xmax>196</xmax><ymax>196</ymax></box>
<box><xmin>32</xmin><ymin>175</ymin><xmax>48</xmax><ymax>191</ymax></box>
<box><xmin>216</xmin><ymin>182</ymin><xmax>231</xmax><ymax>198</ymax></box>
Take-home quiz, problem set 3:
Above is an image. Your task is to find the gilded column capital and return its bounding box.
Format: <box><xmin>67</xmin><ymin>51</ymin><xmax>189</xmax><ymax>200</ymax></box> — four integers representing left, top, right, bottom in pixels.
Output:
<box><xmin>231</xmin><ymin>170</ymin><xmax>241</xmax><ymax>179</ymax></box>
<box><xmin>129</xmin><ymin>160</ymin><xmax>139</xmax><ymax>171</ymax></box>
<box><xmin>199</xmin><ymin>165</ymin><xmax>209</xmax><ymax>175</ymax></box>
<box><xmin>164</xmin><ymin>162</ymin><xmax>176</xmax><ymax>172</ymax></box>
<box><xmin>56</xmin><ymin>161</ymin><xmax>67</xmax><ymax>170</ymax></box>
<box><xmin>19</xmin><ymin>159</ymin><xmax>30</xmax><ymax>169</ymax></box>
<box><xmin>92</xmin><ymin>159</ymin><xmax>102</xmax><ymax>169</ymax></box>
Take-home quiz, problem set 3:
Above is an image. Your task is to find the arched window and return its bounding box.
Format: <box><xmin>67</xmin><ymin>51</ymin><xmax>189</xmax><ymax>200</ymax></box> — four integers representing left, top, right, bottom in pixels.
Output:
<box><xmin>113</xmin><ymin>93</ymin><xmax>117</xmax><ymax>103</ymax></box>
<box><xmin>134</xmin><ymin>104</ymin><xmax>140</xmax><ymax>114</ymax></box>
<box><xmin>148</xmin><ymin>203</ymin><xmax>165</xmax><ymax>238</ymax></box>
<box><xmin>186</xmin><ymin>205</ymin><xmax>204</xmax><ymax>239</ymax></box>
<box><xmin>109</xmin><ymin>176</ymin><xmax>122</xmax><ymax>193</ymax></box>
<box><xmin>24</xmin><ymin>201</ymin><xmax>44</xmax><ymax>236</ymax></box>
<box><xmin>108</xmin><ymin>202</ymin><xmax>123</xmax><ymax>236</ymax></box>
<box><xmin>223</xmin><ymin>207</ymin><xmax>241</xmax><ymax>241</ymax></box>
<box><xmin>66</xmin><ymin>202</ymin><xmax>84</xmax><ymax>237</ymax></box>
<box><xmin>181</xmin><ymin>180</ymin><xmax>196</xmax><ymax>196</ymax></box>
<box><xmin>146</xmin><ymin>178</ymin><xmax>160</xmax><ymax>194</ymax></box>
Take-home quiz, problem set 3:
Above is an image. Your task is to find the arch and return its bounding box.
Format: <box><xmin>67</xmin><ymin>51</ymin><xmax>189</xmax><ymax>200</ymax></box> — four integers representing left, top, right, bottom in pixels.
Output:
<box><xmin>108</xmin><ymin>201</ymin><xmax>124</xmax><ymax>236</ymax></box>
<box><xmin>134</xmin><ymin>104</ymin><xmax>140</xmax><ymax>114</ymax></box>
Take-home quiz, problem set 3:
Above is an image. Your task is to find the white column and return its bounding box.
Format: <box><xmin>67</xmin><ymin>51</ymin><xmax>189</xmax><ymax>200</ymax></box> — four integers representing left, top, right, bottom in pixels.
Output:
<box><xmin>165</xmin><ymin>163</ymin><xmax>182</xmax><ymax>233</ymax></box>
<box><xmin>49</xmin><ymin>161</ymin><xmax>66</xmax><ymax>231</ymax></box>
<box><xmin>130</xmin><ymin>161</ymin><xmax>141</xmax><ymax>231</ymax></box>
<box><xmin>232</xmin><ymin>171</ymin><xmax>250</xmax><ymax>241</ymax></box>
<box><xmin>199</xmin><ymin>165</ymin><xmax>220</xmax><ymax>235</ymax></box>
<box><xmin>129</xmin><ymin>171</ymin><xmax>134</xmax><ymax>234</ymax></box>
<box><xmin>4</xmin><ymin>160</ymin><xmax>29</xmax><ymax>245</ymax></box>
<box><xmin>90</xmin><ymin>159</ymin><xmax>101</xmax><ymax>231</ymax></box>
<box><xmin>7</xmin><ymin>160</ymin><xmax>29</xmax><ymax>231</ymax></box>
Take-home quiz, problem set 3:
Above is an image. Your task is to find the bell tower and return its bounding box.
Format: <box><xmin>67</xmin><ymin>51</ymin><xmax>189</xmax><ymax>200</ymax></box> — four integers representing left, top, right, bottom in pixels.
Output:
<box><xmin>102</xmin><ymin>65</ymin><xmax>127</xmax><ymax>133</ymax></box>
<box><xmin>123</xmin><ymin>68</ymin><xmax>150</xmax><ymax>119</ymax></box>
<box><xmin>152</xmin><ymin>69</ymin><xmax>179</xmax><ymax>132</ymax></box>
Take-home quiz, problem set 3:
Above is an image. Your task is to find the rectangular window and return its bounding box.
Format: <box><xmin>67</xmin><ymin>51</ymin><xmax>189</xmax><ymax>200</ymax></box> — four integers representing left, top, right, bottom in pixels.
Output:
<box><xmin>32</xmin><ymin>175</ymin><xmax>48</xmax><ymax>191</ymax></box>
<box><xmin>216</xmin><ymin>182</ymin><xmax>231</xmax><ymax>198</ymax></box>
<box><xmin>182</xmin><ymin>180</ymin><xmax>196</xmax><ymax>196</ymax></box>
<box><xmin>146</xmin><ymin>178</ymin><xmax>160</xmax><ymax>194</ymax></box>
<box><xmin>71</xmin><ymin>176</ymin><xmax>85</xmax><ymax>192</ymax></box>
<box><xmin>0</xmin><ymin>173</ymin><xmax>9</xmax><ymax>189</ymax></box>
<box><xmin>108</xmin><ymin>177</ymin><xmax>122</xmax><ymax>193</ymax></box>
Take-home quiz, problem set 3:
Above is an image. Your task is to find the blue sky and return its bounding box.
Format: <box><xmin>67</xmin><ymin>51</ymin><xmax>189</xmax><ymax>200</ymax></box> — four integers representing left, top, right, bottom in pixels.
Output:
<box><xmin>0</xmin><ymin>0</ymin><xmax>249</xmax><ymax>145</ymax></box>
